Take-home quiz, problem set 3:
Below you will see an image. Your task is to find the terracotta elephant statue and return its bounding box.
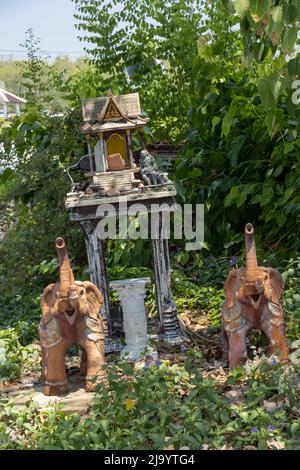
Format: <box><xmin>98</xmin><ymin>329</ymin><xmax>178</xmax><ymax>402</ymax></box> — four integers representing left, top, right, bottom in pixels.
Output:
<box><xmin>221</xmin><ymin>223</ymin><xmax>289</xmax><ymax>370</ymax></box>
<box><xmin>39</xmin><ymin>237</ymin><xmax>106</xmax><ymax>396</ymax></box>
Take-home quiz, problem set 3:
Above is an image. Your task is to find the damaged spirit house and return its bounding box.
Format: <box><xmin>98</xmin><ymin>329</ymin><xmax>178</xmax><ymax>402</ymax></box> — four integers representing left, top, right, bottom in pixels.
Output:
<box><xmin>65</xmin><ymin>91</ymin><xmax>182</xmax><ymax>352</ymax></box>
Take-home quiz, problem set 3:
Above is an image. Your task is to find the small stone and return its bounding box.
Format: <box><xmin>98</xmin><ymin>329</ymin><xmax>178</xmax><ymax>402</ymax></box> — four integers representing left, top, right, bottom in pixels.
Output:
<box><xmin>106</xmin><ymin>188</ymin><xmax>120</xmax><ymax>196</ymax></box>
<box><xmin>20</xmin><ymin>383</ymin><xmax>35</xmax><ymax>389</ymax></box>
<box><xmin>267</xmin><ymin>439</ymin><xmax>285</xmax><ymax>450</ymax></box>
<box><xmin>225</xmin><ymin>390</ymin><xmax>243</xmax><ymax>403</ymax></box>
<box><xmin>263</xmin><ymin>400</ymin><xmax>278</xmax><ymax>413</ymax></box>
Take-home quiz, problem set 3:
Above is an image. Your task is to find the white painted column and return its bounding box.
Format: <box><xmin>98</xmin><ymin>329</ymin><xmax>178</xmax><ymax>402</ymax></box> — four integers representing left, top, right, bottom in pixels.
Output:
<box><xmin>95</xmin><ymin>133</ymin><xmax>106</xmax><ymax>172</ymax></box>
<box><xmin>110</xmin><ymin>278</ymin><xmax>156</xmax><ymax>361</ymax></box>
<box><xmin>3</xmin><ymin>103</ymin><xmax>7</xmax><ymax>119</ymax></box>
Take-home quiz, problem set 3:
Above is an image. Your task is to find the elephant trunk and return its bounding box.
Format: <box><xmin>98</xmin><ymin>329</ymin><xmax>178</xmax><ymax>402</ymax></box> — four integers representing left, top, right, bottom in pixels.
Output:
<box><xmin>245</xmin><ymin>223</ymin><xmax>258</xmax><ymax>270</ymax></box>
<box><xmin>55</xmin><ymin>237</ymin><xmax>75</xmax><ymax>298</ymax></box>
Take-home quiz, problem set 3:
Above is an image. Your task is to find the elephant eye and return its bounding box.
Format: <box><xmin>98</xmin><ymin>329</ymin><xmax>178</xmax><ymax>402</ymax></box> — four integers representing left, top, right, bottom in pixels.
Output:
<box><xmin>79</xmin><ymin>289</ymin><xmax>85</xmax><ymax>296</ymax></box>
<box><xmin>264</xmin><ymin>275</ymin><xmax>268</xmax><ymax>281</ymax></box>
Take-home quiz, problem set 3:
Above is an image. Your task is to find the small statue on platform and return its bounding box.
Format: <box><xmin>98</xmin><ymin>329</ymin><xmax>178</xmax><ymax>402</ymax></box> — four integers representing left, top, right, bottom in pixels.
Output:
<box><xmin>39</xmin><ymin>237</ymin><xmax>105</xmax><ymax>395</ymax></box>
<box><xmin>139</xmin><ymin>149</ymin><xmax>170</xmax><ymax>186</ymax></box>
<box><xmin>221</xmin><ymin>223</ymin><xmax>289</xmax><ymax>370</ymax></box>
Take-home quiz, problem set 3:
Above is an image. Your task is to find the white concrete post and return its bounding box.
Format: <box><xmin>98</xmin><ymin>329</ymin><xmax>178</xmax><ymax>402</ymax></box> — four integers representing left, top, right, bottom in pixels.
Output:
<box><xmin>110</xmin><ymin>278</ymin><xmax>156</xmax><ymax>361</ymax></box>
<box><xmin>3</xmin><ymin>103</ymin><xmax>7</xmax><ymax>119</ymax></box>
<box><xmin>95</xmin><ymin>133</ymin><xmax>106</xmax><ymax>172</ymax></box>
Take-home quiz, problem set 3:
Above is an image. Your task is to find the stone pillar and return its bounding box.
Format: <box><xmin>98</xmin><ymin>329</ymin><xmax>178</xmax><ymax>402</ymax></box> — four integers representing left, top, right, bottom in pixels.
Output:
<box><xmin>80</xmin><ymin>219</ymin><xmax>121</xmax><ymax>353</ymax></box>
<box><xmin>151</xmin><ymin>212</ymin><xmax>182</xmax><ymax>345</ymax></box>
<box><xmin>110</xmin><ymin>278</ymin><xmax>156</xmax><ymax>360</ymax></box>
<box><xmin>95</xmin><ymin>133</ymin><xmax>106</xmax><ymax>172</ymax></box>
<box><xmin>126</xmin><ymin>129</ymin><xmax>135</xmax><ymax>168</ymax></box>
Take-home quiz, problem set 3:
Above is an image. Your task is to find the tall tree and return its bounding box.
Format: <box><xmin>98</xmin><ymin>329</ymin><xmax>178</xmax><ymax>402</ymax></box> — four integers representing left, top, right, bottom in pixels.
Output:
<box><xmin>73</xmin><ymin>0</ymin><xmax>204</xmax><ymax>142</ymax></box>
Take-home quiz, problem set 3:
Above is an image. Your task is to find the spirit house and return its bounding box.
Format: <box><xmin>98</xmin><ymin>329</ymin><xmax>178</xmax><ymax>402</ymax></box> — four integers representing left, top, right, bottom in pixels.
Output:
<box><xmin>65</xmin><ymin>91</ymin><xmax>182</xmax><ymax>352</ymax></box>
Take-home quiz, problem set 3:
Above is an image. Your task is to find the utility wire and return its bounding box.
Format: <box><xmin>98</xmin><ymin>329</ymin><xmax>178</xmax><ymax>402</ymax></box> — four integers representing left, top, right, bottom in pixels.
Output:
<box><xmin>0</xmin><ymin>49</ymin><xmax>87</xmax><ymax>55</ymax></box>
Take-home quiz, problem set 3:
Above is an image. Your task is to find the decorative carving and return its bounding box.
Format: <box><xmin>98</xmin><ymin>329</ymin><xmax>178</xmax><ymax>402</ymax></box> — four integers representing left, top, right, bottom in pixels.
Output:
<box><xmin>103</xmin><ymin>101</ymin><xmax>123</xmax><ymax>120</ymax></box>
<box><xmin>39</xmin><ymin>238</ymin><xmax>106</xmax><ymax>395</ymax></box>
<box><xmin>221</xmin><ymin>224</ymin><xmax>289</xmax><ymax>369</ymax></box>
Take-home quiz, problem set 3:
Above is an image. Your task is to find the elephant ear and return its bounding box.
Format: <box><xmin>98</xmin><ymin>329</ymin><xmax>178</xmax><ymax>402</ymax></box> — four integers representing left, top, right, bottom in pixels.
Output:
<box><xmin>83</xmin><ymin>281</ymin><xmax>104</xmax><ymax>318</ymax></box>
<box><xmin>269</xmin><ymin>268</ymin><xmax>284</xmax><ymax>303</ymax></box>
<box><xmin>40</xmin><ymin>283</ymin><xmax>58</xmax><ymax>324</ymax></box>
<box><xmin>224</xmin><ymin>269</ymin><xmax>238</xmax><ymax>309</ymax></box>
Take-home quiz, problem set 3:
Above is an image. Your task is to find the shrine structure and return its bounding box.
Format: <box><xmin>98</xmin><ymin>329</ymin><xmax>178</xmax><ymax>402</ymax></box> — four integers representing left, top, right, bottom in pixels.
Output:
<box><xmin>65</xmin><ymin>91</ymin><xmax>182</xmax><ymax>352</ymax></box>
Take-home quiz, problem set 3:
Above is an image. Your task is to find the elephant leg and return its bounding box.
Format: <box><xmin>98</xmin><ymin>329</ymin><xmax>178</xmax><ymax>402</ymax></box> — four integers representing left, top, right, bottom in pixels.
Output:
<box><xmin>228</xmin><ymin>324</ymin><xmax>250</xmax><ymax>370</ymax></box>
<box><xmin>261</xmin><ymin>321</ymin><xmax>289</xmax><ymax>363</ymax></box>
<box><xmin>220</xmin><ymin>322</ymin><xmax>229</xmax><ymax>365</ymax></box>
<box><xmin>40</xmin><ymin>344</ymin><xmax>47</xmax><ymax>383</ymax></box>
<box><xmin>79</xmin><ymin>348</ymin><xmax>87</xmax><ymax>376</ymax></box>
<box><xmin>44</xmin><ymin>339</ymin><xmax>71</xmax><ymax>396</ymax></box>
<box><xmin>79</xmin><ymin>339</ymin><xmax>106</xmax><ymax>392</ymax></box>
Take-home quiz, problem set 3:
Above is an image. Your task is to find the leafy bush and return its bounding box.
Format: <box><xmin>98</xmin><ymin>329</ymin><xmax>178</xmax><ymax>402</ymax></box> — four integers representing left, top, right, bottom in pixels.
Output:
<box><xmin>0</xmin><ymin>329</ymin><xmax>22</xmax><ymax>380</ymax></box>
<box><xmin>0</xmin><ymin>354</ymin><xmax>299</xmax><ymax>450</ymax></box>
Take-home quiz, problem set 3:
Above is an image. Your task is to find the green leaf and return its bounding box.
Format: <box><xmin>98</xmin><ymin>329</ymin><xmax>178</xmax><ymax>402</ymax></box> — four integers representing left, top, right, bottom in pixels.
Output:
<box><xmin>282</xmin><ymin>28</ymin><xmax>298</xmax><ymax>54</ymax></box>
<box><xmin>222</xmin><ymin>113</ymin><xmax>234</xmax><ymax>137</ymax></box>
<box><xmin>280</xmin><ymin>187</ymin><xmax>295</xmax><ymax>205</ymax></box>
<box><xmin>232</xmin><ymin>0</ymin><xmax>250</xmax><ymax>16</ymax></box>
<box><xmin>260</xmin><ymin>186</ymin><xmax>274</xmax><ymax>206</ymax></box>
<box><xmin>187</xmin><ymin>168</ymin><xmax>202</xmax><ymax>178</ymax></box>
<box><xmin>249</xmin><ymin>0</ymin><xmax>270</xmax><ymax>19</ymax></box>
<box><xmin>228</xmin><ymin>135</ymin><xmax>246</xmax><ymax>167</ymax></box>
<box><xmin>224</xmin><ymin>186</ymin><xmax>239</xmax><ymax>207</ymax></box>
<box><xmin>212</xmin><ymin>116</ymin><xmax>221</xmax><ymax>132</ymax></box>
<box><xmin>276</xmin><ymin>212</ymin><xmax>286</xmax><ymax>227</ymax></box>
<box><xmin>291</xmin><ymin>422</ymin><xmax>299</xmax><ymax>436</ymax></box>
<box><xmin>265</xmin><ymin>113</ymin><xmax>279</xmax><ymax>136</ymax></box>
<box><xmin>269</xmin><ymin>75</ymin><xmax>285</xmax><ymax>101</ymax></box>
<box><xmin>258</xmin><ymin>79</ymin><xmax>276</xmax><ymax>110</ymax></box>
<box><xmin>271</xmin><ymin>5</ymin><xmax>283</xmax><ymax>23</ymax></box>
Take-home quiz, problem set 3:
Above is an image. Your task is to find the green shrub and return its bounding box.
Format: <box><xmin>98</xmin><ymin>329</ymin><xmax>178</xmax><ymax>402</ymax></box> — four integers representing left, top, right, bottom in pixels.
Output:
<box><xmin>0</xmin><ymin>354</ymin><xmax>299</xmax><ymax>450</ymax></box>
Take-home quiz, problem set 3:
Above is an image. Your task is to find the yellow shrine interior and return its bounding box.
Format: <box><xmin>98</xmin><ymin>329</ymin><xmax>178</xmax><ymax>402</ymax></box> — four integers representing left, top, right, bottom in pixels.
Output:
<box><xmin>107</xmin><ymin>133</ymin><xmax>127</xmax><ymax>161</ymax></box>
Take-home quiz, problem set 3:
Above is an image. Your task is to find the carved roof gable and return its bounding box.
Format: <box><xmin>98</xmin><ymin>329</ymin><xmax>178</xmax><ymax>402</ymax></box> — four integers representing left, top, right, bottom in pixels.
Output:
<box><xmin>100</xmin><ymin>95</ymin><xmax>125</xmax><ymax>121</ymax></box>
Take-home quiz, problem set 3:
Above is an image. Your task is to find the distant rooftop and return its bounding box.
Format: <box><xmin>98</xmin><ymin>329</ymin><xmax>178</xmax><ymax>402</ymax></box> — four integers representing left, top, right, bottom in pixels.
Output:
<box><xmin>0</xmin><ymin>88</ymin><xmax>26</xmax><ymax>105</ymax></box>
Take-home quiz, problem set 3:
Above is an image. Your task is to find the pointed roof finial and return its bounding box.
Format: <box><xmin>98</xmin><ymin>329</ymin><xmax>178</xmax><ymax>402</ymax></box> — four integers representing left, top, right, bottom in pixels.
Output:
<box><xmin>107</xmin><ymin>89</ymin><xmax>114</xmax><ymax>97</ymax></box>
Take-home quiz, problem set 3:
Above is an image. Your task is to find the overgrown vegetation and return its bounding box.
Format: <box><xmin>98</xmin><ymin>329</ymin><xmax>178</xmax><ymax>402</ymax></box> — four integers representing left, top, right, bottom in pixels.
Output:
<box><xmin>1</xmin><ymin>354</ymin><xmax>300</xmax><ymax>450</ymax></box>
<box><xmin>0</xmin><ymin>0</ymin><xmax>300</xmax><ymax>451</ymax></box>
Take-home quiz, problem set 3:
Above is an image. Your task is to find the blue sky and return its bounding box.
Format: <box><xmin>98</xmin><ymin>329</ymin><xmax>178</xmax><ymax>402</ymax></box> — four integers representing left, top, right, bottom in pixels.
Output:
<box><xmin>0</xmin><ymin>0</ymin><xmax>86</xmax><ymax>60</ymax></box>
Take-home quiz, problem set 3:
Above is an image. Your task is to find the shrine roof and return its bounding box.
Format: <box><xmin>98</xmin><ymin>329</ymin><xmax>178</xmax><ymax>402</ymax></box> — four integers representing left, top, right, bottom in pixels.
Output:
<box><xmin>80</xmin><ymin>116</ymin><xmax>149</xmax><ymax>134</ymax></box>
<box><xmin>0</xmin><ymin>88</ymin><xmax>26</xmax><ymax>105</ymax></box>
<box><xmin>80</xmin><ymin>91</ymin><xmax>149</xmax><ymax>134</ymax></box>
<box><xmin>82</xmin><ymin>92</ymin><xmax>142</xmax><ymax>122</ymax></box>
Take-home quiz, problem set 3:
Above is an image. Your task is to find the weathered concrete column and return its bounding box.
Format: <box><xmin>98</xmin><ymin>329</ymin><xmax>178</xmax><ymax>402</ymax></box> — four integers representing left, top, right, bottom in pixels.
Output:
<box><xmin>95</xmin><ymin>133</ymin><xmax>106</xmax><ymax>172</ymax></box>
<box><xmin>110</xmin><ymin>278</ymin><xmax>156</xmax><ymax>360</ymax></box>
<box><xmin>80</xmin><ymin>219</ymin><xmax>121</xmax><ymax>352</ymax></box>
<box><xmin>151</xmin><ymin>212</ymin><xmax>182</xmax><ymax>345</ymax></box>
